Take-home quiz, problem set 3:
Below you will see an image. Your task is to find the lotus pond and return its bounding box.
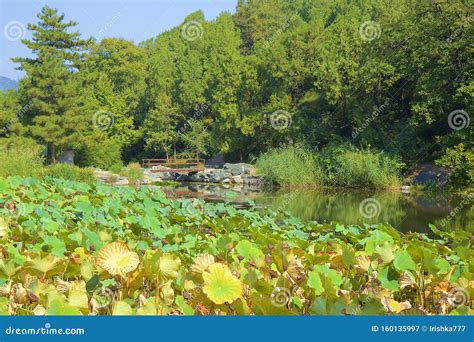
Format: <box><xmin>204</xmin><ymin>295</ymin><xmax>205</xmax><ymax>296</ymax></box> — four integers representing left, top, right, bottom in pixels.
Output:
<box><xmin>0</xmin><ymin>177</ymin><xmax>472</xmax><ymax>316</ymax></box>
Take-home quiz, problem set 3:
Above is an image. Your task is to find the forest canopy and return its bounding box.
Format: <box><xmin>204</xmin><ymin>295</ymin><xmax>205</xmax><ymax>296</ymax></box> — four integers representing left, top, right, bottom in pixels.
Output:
<box><xmin>0</xmin><ymin>0</ymin><xmax>472</xmax><ymax>176</ymax></box>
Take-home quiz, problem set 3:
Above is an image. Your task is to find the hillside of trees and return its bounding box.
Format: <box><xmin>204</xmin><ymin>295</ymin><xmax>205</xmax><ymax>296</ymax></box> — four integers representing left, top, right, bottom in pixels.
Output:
<box><xmin>0</xmin><ymin>0</ymin><xmax>472</xmax><ymax>180</ymax></box>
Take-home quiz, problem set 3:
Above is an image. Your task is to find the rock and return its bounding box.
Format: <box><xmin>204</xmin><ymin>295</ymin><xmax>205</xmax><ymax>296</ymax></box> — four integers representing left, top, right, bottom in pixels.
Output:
<box><xmin>113</xmin><ymin>177</ymin><xmax>129</xmax><ymax>186</ymax></box>
<box><xmin>411</xmin><ymin>164</ymin><xmax>451</xmax><ymax>186</ymax></box>
<box><xmin>231</xmin><ymin>175</ymin><xmax>243</xmax><ymax>184</ymax></box>
<box><xmin>400</xmin><ymin>185</ymin><xmax>410</xmax><ymax>194</ymax></box>
<box><xmin>208</xmin><ymin>169</ymin><xmax>232</xmax><ymax>183</ymax></box>
<box><xmin>223</xmin><ymin>163</ymin><xmax>254</xmax><ymax>176</ymax></box>
<box><xmin>205</xmin><ymin>155</ymin><xmax>225</xmax><ymax>169</ymax></box>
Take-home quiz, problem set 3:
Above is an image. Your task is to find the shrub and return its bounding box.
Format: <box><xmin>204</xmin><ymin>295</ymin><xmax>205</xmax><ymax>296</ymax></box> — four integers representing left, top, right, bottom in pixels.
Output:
<box><xmin>109</xmin><ymin>162</ymin><xmax>124</xmax><ymax>174</ymax></box>
<box><xmin>80</xmin><ymin>137</ymin><xmax>123</xmax><ymax>170</ymax></box>
<box><xmin>436</xmin><ymin>143</ymin><xmax>474</xmax><ymax>187</ymax></box>
<box><xmin>329</xmin><ymin>149</ymin><xmax>403</xmax><ymax>189</ymax></box>
<box><xmin>256</xmin><ymin>144</ymin><xmax>324</xmax><ymax>187</ymax></box>
<box><xmin>0</xmin><ymin>139</ymin><xmax>44</xmax><ymax>178</ymax></box>
<box><xmin>41</xmin><ymin>163</ymin><xmax>96</xmax><ymax>184</ymax></box>
<box><xmin>121</xmin><ymin>162</ymin><xmax>143</xmax><ymax>185</ymax></box>
<box><xmin>256</xmin><ymin>143</ymin><xmax>403</xmax><ymax>189</ymax></box>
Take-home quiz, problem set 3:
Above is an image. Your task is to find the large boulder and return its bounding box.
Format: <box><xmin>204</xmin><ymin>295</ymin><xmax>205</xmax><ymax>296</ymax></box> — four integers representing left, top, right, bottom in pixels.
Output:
<box><xmin>208</xmin><ymin>169</ymin><xmax>232</xmax><ymax>183</ymax></box>
<box><xmin>411</xmin><ymin>164</ymin><xmax>451</xmax><ymax>186</ymax></box>
<box><xmin>223</xmin><ymin>163</ymin><xmax>254</xmax><ymax>176</ymax></box>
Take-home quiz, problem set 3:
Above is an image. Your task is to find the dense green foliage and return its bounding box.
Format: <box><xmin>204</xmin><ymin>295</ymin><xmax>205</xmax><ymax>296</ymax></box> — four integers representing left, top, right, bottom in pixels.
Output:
<box><xmin>257</xmin><ymin>144</ymin><xmax>403</xmax><ymax>188</ymax></box>
<box><xmin>0</xmin><ymin>143</ymin><xmax>95</xmax><ymax>184</ymax></box>
<box><xmin>0</xmin><ymin>177</ymin><xmax>472</xmax><ymax>315</ymax></box>
<box><xmin>256</xmin><ymin>144</ymin><xmax>324</xmax><ymax>187</ymax></box>
<box><xmin>0</xmin><ymin>1</ymin><xmax>472</xmax><ymax>186</ymax></box>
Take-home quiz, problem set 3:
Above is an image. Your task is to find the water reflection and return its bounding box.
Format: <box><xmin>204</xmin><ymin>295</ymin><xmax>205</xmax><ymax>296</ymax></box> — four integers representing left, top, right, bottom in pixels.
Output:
<box><xmin>157</xmin><ymin>183</ymin><xmax>473</xmax><ymax>234</ymax></box>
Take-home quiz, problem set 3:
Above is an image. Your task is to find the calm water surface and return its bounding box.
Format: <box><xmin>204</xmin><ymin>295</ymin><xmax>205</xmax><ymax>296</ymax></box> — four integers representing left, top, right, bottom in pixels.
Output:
<box><xmin>158</xmin><ymin>183</ymin><xmax>473</xmax><ymax>234</ymax></box>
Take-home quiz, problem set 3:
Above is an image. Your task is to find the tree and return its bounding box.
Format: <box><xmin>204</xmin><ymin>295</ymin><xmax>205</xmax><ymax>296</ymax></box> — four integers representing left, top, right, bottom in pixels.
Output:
<box><xmin>179</xmin><ymin>119</ymin><xmax>211</xmax><ymax>158</ymax></box>
<box><xmin>12</xmin><ymin>6</ymin><xmax>90</xmax><ymax>162</ymax></box>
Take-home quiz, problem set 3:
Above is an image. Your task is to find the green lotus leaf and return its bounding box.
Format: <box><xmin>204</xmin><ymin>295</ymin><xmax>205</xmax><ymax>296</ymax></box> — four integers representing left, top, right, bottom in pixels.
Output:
<box><xmin>235</xmin><ymin>240</ymin><xmax>264</xmax><ymax>265</ymax></box>
<box><xmin>393</xmin><ymin>249</ymin><xmax>416</xmax><ymax>272</ymax></box>
<box><xmin>0</xmin><ymin>297</ymin><xmax>9</xmax><ymax>315</ymax></box>
<box><xmin>308</xmin><ymin>270</ymin><xmax>324</xmax><ymax>295</ymax></box>
<box><xmin>203</xmin><ymin>263</ymin><xmax>243</xmax><ymax>305</ymax></box>
<box><xmin>47</xmin><ymin>298</ymin><xmax>82</xmax><ymax>316</ymax></box>
<box><xmin>377</xmin><ymin>266</ymin><xmax>400</xmax><ymax>292</ymax></box>
<box><xmin>310</xmin><ymin>297</ymin><xmax>346</xmax><ymax>315</ymax></box>
<box><xmin>375</xmin><ymin>241</ymin><xmax>395</xmax><ymax>264</ymax></box>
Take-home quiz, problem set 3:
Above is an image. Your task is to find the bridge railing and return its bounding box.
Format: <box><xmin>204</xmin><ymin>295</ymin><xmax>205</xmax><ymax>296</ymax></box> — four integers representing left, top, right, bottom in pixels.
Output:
<box><xmin>141</xmin><ymin>158</ymin><xmax>206</xmax><ymax>172</ymax></box>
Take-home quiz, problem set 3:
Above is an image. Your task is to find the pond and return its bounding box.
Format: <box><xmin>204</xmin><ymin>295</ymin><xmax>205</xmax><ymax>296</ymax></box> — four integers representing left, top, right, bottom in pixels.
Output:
<box><xmin>157</xmin><ymin>182</ymin><xmax>473</xmax><ymax>234</ymax></box>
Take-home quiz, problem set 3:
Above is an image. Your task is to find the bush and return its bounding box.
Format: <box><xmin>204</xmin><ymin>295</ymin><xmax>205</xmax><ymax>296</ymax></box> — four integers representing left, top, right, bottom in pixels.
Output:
<box><xmin>120</xmin><ymin>162</ymin><xmax>143</xmax><ymax>185</ymax></box>
<box><xmin>109</xmin><ymin>162</ymin><xmax>124</xmax><ymax>174</ymax></box>
<box><xmin>0</xmin><ymin>139</ymin><xmax>44</xmax><ymax>178</ymax></box>
<box><xmin>41</xmin><ymin>163</ymin><xmax>96</xmax><ymax>184</ymax></box>
<box><xmin>328</xmin><ymin>149</ymin><xmax>403</xmax><ymax>189</ymax></box>
<box><xmin>256</xmin><ymin>144</ymin><xmax>324</xmax><ymax>187</ymax></box>
<box><xmin>436</xmin><ymin>143</ymin><xmax>474</xmax><ymax>187</ymax></box>
<box><xmin>256</xmin><ymin>143</ymin><xmax>403</xmax><ymax>189</ymax></box>
<box><xmin>80</xmin><ymin>137</ymin><xmax>123</xmax><ymax>170</ymax></box>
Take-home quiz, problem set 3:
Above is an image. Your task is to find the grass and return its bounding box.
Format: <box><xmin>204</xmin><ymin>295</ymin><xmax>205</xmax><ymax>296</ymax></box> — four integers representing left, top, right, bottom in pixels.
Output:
<box><xmin>256</xmin><ymin>144</ymin><xmax>403</xmax><ymax>189</ymax></box>
<box><xmin>120</xmin><ymin>162</ymin><xmax>144</xmax><ymax>186</ymax></box>
<box><xmin>40</xmin><ymin>163</ymin><xmax>96</xmax><ymax>184</ymax></box>
<box><xmin>0</xmin><ymin>145</ymin><xmax>44</xmax><ymax>178</ymax></box>
<box><xmin>255</xmin><ymin>144</ymin><xmax>324</xmax><ymax>187</ymax></box>
<box><xmin>0</xmin><ymin>143</ymin><xmax>95</xmax><ymax>184</ymax></box>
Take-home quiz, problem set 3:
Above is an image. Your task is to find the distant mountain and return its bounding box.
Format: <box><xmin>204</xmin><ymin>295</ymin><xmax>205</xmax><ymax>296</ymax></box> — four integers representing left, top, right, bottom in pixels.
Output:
<box><xmin>0</xmin><ymin>76</ymin><xmax>17</xmax><ymax>91</ymax></box>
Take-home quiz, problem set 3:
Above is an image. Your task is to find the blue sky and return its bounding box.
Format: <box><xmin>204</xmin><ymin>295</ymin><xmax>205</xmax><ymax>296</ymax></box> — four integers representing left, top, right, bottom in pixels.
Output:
<box><xmin>0</xmin><ymin>0</ymin><xmax>238</xmax><ymax>80</ymax></box>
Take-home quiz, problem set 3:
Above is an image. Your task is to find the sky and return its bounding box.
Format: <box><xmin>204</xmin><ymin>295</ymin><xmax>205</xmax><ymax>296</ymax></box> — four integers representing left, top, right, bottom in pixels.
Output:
<box><xmin>0</xmin><ymin>0</ymin><xmax>238</xmax><ymax>80</ymax></box>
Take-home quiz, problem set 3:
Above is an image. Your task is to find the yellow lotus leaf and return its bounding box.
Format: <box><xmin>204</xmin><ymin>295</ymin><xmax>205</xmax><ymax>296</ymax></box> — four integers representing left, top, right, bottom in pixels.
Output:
<box><xmin>287</xmin><ymin>255</ymin><xmax>305</xmax><ymax>282</ymax></box>
<box><xmin>191</xmin><ymin>254</ymin><xmax>215</xmax><ymax>275</ymax></box>
<box><xmin>356</xmin><ymin>255</ymin><xmax>371</xmax><ymax>272</ymax></box>
<box><xmin>157</xmin><ymin>253</ymin><xmax>181</xmax><ymax>282</ymax></box>
<box><xmin>68</xmin><ymin>281</ymin><xmax>89</xmax><ymax>312</ymax></box>
<box><xmin>96</xmin><ymin>242</ymin><xmax>139</xmax><ymax>276</ymax></box>
<box><xmin>203</xmin><ymin>263</ymin><xmax>243</xmax><ymax>305</ymax></box>
<box><xmin>0</xmin><ymin>218</ymin><xmax>8</xmax><ymax>237</ymax></box>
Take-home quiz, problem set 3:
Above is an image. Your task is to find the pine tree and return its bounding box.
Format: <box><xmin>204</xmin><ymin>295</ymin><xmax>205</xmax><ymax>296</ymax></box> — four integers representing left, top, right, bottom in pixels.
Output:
<box><xmin>12</xmin><ymin>6</ymin><xmax>90</xmax><ymax>162</ymax></box>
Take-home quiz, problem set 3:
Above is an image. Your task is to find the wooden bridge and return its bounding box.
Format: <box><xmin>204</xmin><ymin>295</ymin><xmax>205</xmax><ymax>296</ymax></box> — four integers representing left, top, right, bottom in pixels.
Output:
<box><xmin>141</xmin><ymin>159</ymin><xmax>206</xmax><ymax>173</ymax></box>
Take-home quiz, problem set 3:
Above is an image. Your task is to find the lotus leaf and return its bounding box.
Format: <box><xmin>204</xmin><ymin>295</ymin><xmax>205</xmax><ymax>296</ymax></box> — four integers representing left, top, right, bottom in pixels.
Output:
<box><xmin>203</xmin><ymin>263</ymin><xmax>243</xmax><ymax>304</ymax></box>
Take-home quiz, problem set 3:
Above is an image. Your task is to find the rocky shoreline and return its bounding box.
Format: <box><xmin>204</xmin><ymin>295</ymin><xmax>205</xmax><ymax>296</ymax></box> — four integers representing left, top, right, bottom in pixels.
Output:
<box><xmin>95</xmin><ymin>163</ymin><xmax>267</xmax><ymax>190</ymax></box>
